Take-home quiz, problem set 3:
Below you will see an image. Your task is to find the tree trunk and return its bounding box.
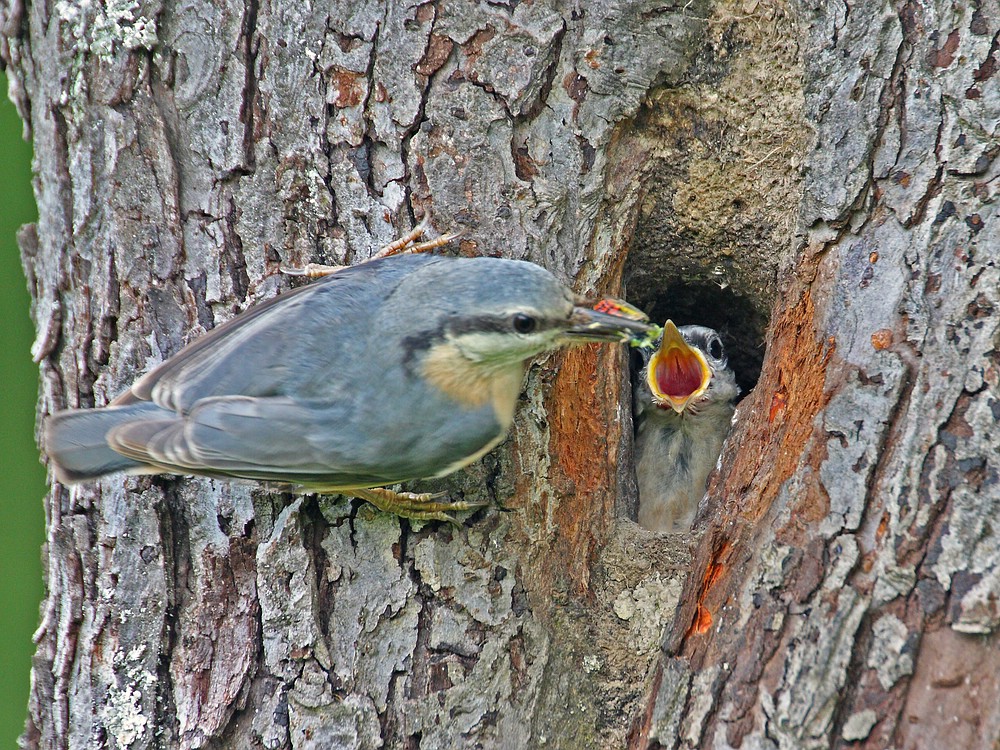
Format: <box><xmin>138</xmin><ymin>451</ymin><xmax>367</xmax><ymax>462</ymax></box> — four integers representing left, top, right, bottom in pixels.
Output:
<box><xmin>3</xmin><ymin>0</ymin><xmax>996</xmax><ymax>748</ymax></box>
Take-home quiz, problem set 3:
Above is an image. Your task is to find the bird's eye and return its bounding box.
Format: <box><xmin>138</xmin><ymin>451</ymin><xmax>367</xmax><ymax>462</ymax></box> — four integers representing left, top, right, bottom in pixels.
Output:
<box><xmin>708</xmin><ymin>336</ymin><xmax>724</xmax><ymax>360</ymax></box>
<box><xmin>512</xmin><ymin>313</ymin><xmax>537</xmax><ymax>334</ymax></box>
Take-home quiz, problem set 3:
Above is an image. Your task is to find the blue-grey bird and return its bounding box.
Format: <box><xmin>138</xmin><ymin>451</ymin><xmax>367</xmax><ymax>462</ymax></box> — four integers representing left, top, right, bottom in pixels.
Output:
<box><xmin>45</xmin><ymin>254</ymin><xmax>654</xmax><ymax>522</ymax></box>
<box><xmin>634</xmin><ymin>321</ymin><xmax>739</xmax><ymax>532</ymax></box>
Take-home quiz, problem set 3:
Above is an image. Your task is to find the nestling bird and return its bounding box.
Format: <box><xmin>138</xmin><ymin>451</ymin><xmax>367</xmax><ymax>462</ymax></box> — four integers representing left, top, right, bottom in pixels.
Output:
<box><xmin>46</xmin><ymin>252</ymin><xmax>654</xmax><ymax>523</ymax></box>
<box><xmin>634</xmin><ymin>321</ymin><xmax>739</xmax><ymax>532</ymax></box>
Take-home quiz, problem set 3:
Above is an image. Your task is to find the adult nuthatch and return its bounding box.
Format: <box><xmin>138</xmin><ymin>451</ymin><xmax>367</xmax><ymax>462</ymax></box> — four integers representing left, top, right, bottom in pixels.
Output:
<box><xmin>634</xmin><ymin>321</ymin><xmax>739</xmax><ymax>532</ymax></box>
<box><xmin>45</xmin><ymin>253</ymin><xmax>654</xmax><ymax>522</ymax></box>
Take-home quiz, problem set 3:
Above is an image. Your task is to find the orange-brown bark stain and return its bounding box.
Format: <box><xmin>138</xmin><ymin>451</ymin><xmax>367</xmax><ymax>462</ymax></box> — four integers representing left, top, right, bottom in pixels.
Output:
<box><xmin>675</xmin><ymin>277</ymin><xmax>835</xmax><ymax>663</ymax></box>
<box><xmin>542</xmin><ymin>343</ymin><xmax>624</xmax><ymax>597</ymax></box>
<box><xmin>511</xmin><ymin>250</ymin><xmax>634</xmax><ymax>605</ymax></box>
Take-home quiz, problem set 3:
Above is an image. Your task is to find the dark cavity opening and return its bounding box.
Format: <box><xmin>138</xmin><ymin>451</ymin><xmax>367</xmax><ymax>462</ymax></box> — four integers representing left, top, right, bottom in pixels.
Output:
<box><xmin>623</xmin><ymin>275</ymin><xmax>768</xmax><ymax>399</ymax></box>
<box><xmin>620</xmin><ymin>260</ymin><xmax>772</xmax><ymax>527</ymax></box>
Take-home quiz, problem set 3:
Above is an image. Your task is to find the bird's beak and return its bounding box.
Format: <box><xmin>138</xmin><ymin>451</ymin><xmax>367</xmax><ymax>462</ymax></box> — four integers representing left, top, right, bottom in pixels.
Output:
<box><xmin>564</xmin><ymin>297</ymin><xmax>656</xmax><ymax>343</ymax></box>
<box><xmin>646</xmin><ymin>320</ymin><xmax>711</xmax><ymax>413</ymax></box>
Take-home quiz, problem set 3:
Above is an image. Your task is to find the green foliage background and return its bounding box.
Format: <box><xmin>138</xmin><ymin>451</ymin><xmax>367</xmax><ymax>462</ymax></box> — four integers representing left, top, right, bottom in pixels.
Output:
<box><xmin>0</xmin><ymin>70</ymin><xmax>46</xmax><ymax>747</ymax></box>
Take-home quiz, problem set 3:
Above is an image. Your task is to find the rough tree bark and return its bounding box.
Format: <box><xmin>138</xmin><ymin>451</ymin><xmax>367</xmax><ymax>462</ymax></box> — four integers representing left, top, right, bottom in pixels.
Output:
<box><xmin>1</xmin><ymin>0</ymin><xmax>996</xmax><ymax>749</ymax></box>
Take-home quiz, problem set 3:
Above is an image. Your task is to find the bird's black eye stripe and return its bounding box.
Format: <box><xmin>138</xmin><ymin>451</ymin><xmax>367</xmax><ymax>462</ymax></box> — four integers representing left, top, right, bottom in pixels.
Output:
<box><xmin>440</xmin><ymin>313</ymin><xmax>556</xmax><ymax>339</ymax></box>
<box><xmin>512</xmin><ymin>313</ymin><xmax>537</xmax><ymax>334</ymax></box>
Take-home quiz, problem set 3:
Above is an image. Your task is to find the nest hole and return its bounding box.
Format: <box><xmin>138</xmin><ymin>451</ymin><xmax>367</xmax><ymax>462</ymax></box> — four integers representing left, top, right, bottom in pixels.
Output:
<box><xmin>619</xmin><ymin>251</ymin><xmax>773</xmax><ymax>527</ymax></box>
<box><xmin>623</xmin><ymin>275</ymin><xmax>769</xmax><ymax>399</ymax></box>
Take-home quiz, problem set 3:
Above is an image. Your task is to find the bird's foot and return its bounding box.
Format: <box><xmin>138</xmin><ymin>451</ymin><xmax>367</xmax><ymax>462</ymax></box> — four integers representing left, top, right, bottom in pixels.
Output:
<box><xmin>370</xmin><ymin>216</ymin><xmax>463</xmax><ymax>260</ymax></box>
<box><xmin>280</xmin><ymin>262</ymin><xmax>347</xmax><ymax>278</ymax></box>
<box><xmin>280</xmin><ymin>217</ymin><xmax>463</xmax><ymax>278</ymax></box>
<box><xmin>351</xmin><ymin>487</ymin><xmax>489</xmax><ymax>525</ymax></box>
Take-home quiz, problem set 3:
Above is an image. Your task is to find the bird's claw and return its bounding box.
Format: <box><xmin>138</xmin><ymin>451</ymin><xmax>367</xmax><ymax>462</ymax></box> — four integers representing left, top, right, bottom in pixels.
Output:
<box><xmin>280</xmin><ymin>262</ymin><xmax>347</xmax><ymax>278</ymax></box>
<box><xmin>282</xmin><ymin>217</ymin><xmax>462</xmax><ymax>278</ymax></box>
<box><xmin>371</xmin><ymin>217</ymin><xmax>464</xmax><ymax>260</ymax></box>
<box><xmin>351</xmin><ymin>487</ymin><xmax>489</xmax><ymax>525</ymax></box>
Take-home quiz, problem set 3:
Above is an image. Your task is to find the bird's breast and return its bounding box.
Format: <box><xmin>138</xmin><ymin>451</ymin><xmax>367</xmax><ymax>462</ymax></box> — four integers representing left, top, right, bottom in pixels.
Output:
<box><xmin>420</xmin><ymin>342</ymin><xmax>525</xmax><ymax>431</ymax></box>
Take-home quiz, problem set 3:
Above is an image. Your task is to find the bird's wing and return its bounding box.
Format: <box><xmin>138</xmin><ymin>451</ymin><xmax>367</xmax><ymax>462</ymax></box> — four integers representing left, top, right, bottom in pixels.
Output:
<box><xmin>106</xmin><ymin>395</ymin><xmax>403</xmax><ymax>487</ymax></box>
<box><xmin>112</xmin><ymin>256</ymin><xmax>438</xmax><ymax>414</ymax></box>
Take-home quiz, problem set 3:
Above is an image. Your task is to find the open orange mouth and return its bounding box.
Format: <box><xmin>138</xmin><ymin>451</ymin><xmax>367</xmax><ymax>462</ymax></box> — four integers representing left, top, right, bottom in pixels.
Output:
<box><xmin>646</xmin><ymin>320</ymin><xmax>711</xmax><ymax>413</ymax></box>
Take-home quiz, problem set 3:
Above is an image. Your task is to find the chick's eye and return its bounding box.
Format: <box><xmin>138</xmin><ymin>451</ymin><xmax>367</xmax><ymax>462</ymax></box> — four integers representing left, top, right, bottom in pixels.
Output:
<box><xmin>512</xmin><ymin>313</ymin><xmax>537</xmax><ymax>334</ymax></box>
<box><xmin>708</xmin><ymin>336</ymin><xmax>724</xmax><ymax>360</ymax></box>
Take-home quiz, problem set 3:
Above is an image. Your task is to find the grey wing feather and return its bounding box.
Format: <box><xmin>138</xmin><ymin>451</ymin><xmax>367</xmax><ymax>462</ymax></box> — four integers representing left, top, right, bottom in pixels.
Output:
<box><xmin>107</xmin><ymin>395</ymin><xmax>395</xmax><ymax>487</ymax></box>
<box><xmin>114</xmin><ymin>255</ymin><xmax>439</xmax><ymax>414</ymax></box>
<box><xmin>114</xmin><ymin>281</ymin><xmax>316</xmax><ymax>410</ymax></box>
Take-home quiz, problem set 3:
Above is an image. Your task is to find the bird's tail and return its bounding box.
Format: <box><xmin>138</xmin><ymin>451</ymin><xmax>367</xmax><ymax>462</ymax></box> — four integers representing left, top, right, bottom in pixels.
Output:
<box><xmin>44</xmin><ymin>402</ymin><xmax>166</xmax><ymax>483</ymax></box>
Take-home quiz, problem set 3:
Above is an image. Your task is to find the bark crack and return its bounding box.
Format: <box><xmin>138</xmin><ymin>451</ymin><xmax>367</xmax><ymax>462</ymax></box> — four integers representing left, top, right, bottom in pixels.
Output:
<box><xmin>240</xmin><ymin>0</ymin><xmax>259</xmax><ymax>174</ymax></box>
<box><xmin>156</xmin><ymin>479</ymin><xmax>187</xmax><ymax>747</ymax></box>
<box><xmin>401</xmin><ymin>8</ymin><xmax>447</xmax><ymax>223</ymax></box>
<box><xmin>354</xmin><ymin>16</ymin><xmax>382</xmax><ymax>200</ymax></box>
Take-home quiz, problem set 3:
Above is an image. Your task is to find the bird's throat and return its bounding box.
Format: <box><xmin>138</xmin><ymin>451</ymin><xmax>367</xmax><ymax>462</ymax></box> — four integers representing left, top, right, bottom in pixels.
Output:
<box><xmin>421</xmin><ymin>342</ymin><xmax>524</xmax><ymax>429</ymax></box>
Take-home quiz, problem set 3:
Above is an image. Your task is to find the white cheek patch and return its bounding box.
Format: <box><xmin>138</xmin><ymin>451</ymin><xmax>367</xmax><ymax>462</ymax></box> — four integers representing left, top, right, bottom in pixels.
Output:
<box><xmin>453</xmin><ymin>330</ymin><xmax>559</xmax><ymax>364</ymax></box>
